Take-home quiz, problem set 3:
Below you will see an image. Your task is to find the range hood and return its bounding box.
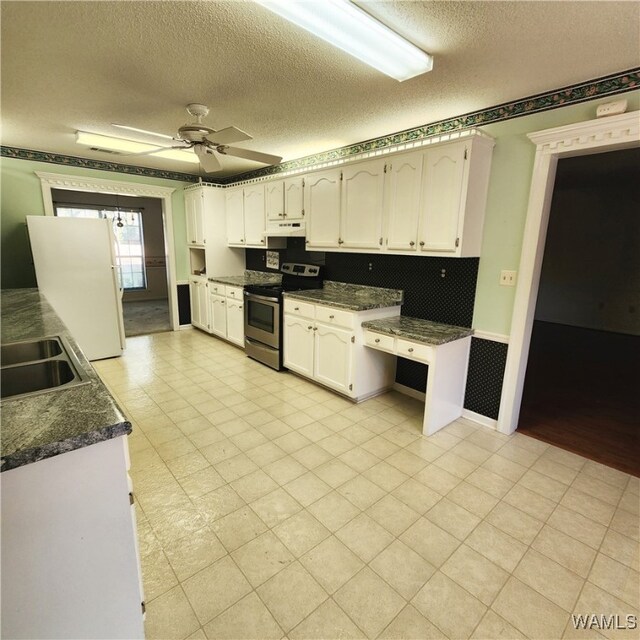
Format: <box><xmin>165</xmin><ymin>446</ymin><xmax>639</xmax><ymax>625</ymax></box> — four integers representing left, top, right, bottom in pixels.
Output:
<box><xmin>264</xmin><ymin>221</ymin><xmax>306</xmax><ymax>237</ymax></box>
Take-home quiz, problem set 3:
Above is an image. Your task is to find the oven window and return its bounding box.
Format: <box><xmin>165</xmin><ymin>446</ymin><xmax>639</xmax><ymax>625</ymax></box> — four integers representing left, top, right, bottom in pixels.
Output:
<box><xmin>248</xmin><ymin>300</ymin><xmax>274</xmax><ymax>333</ymax></box>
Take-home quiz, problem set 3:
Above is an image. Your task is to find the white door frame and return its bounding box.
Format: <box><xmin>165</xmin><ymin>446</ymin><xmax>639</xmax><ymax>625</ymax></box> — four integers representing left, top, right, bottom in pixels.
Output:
<box><xmin>35</xmin><ymin>171</ymin><xmax>179</xmax><ymax>331</ymax></box>
<box><xmin>497</xmin><ymin>111</ymin><xmax>640</xmax><ymax>434</ymax></box>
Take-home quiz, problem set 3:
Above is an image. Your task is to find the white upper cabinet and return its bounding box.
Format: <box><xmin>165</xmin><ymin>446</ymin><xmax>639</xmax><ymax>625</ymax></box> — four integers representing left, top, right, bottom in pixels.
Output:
<box><xmin>243</xmin><ymin>184</ymin><xmax>266</xmax><ymax>246</ymax></box>
<box><xmin>341</xmin><ymin>159</ymin><xmax>386</xmax><ymax>250</ymax></box>
<box><xmin>305</xmin><ymin>168</ymin><xmax>342</xmax><ymax>249</ymax></box>
<box><xmin>283</xmin><ymin>177</ymin><xmax>305</xmax><ymax>220</ymax></box>
<box><xmin>185</xmin><ymin>188</ymin><xmax>205</xmax><ymax>246</ymax></box>
<box><xmin>225</xmin><ymin>188</ymin><xmax>245</xmax><ymax>245</ymax></box>
<box><xmin>385</xmin><ymin>151</ymin><xmax>423</xmax><ymax>252</ymax></box>
<box><xmin>418</xmin><ymin>141</ymin><xmax>467</xmax><ymax>253</ymax></box>
<box><xmin>265</xmin><ymin>180</ymin><xmax>284</xmax><ymax>222</ymax></box>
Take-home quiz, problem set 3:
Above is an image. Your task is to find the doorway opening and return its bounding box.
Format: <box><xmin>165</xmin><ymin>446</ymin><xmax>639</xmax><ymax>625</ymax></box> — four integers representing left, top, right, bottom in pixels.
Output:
<box><xmin>517</xmin><ymin>148</ymin><xmax>640</xmax><ymax>475</ymax></box>
<box><xmin>52</xmin><ymin>189</ymin><xmax>171</xmax><ymax>337</ymax></box>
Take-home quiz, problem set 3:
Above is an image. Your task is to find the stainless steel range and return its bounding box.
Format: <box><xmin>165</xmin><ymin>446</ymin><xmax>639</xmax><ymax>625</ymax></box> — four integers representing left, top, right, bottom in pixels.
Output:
<box><xmin>244</xmin><ymin>263</ymin><xmax>323</xmax><ymax>370</ymax></box>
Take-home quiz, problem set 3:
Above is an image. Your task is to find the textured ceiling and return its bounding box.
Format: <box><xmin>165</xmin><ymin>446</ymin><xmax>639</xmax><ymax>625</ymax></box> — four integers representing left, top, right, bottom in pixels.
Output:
<box><xmin>1</xmin><ymin>1</ymin><xmax>639</xmax><ymax>177</ymax></box>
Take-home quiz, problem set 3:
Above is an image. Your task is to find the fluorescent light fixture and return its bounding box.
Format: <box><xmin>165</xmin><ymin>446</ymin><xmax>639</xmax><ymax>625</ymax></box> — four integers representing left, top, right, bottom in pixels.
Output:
<box><xmin>111</xmin><ymin>124</ymin><xmax>175</xmax><ymax>140</ymax></box>
<box><xmin>256</xmin><ymin>0</ymin><xmax>432</xmax><ymax>81</ymax></box>
<box><xmin>75</xmin><ymin>131</ymin><xmax>199</xmax><ymax>164</ymax></box>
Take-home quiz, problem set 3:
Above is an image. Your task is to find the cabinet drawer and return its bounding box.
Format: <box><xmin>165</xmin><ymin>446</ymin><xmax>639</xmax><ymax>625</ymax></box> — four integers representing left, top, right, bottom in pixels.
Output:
<box><xmin>225</xmin><ymin>285</ymin><xmax>244</xmax><ymax>299</ymax></box>
<box><xmin>397</xmin><ymin>339</ymin><xmax>434</xmax><ymax>363</ymax></box>
<box><xmin>208</xmin><ymin>282</ymin><xmax>225</xmax><ymax>295</ymax></box>
<box><xmin>315</xmin><ymin>305</ymin><xmax>355</xmax><ymax>329</ymax></box>
<box><xmin>284</xmin><ymin>299</ymin><xmax>315</xmax><ymax>318</ymax></box>
<box><xmin>364</xmin><ymin>330</ymin><xmax>395</xmax><ymax>352</ymax></box>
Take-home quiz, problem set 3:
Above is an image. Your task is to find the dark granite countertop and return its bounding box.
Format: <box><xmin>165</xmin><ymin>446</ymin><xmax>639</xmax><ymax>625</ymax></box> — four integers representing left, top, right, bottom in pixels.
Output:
<box><xmin>284</xmin><ymin>281</ymin><xmax>403</xmax><ymax>311</ymax></box>
<box><xmin>362</xmin><ymin>316</ymin><xmax>473</xmax><ymax>346</ymax></box>
<box><xmin>208</xmin><ymin>270</ymin><xmax>282</xmax><ymax>287</ymax></box>
<box><xmin>1</xmin><ymin>289</ymin><xmax>131</xmax><ymax>472</ymax></box>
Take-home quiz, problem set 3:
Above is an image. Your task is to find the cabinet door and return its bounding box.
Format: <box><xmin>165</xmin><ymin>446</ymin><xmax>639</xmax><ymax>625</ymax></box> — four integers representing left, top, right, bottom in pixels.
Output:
<box><xmin>284</xmin><ymin>177</ymin><xmax>304</xmax><ymax>220</ymax></box>
<box><xmin>283</xmin><ymin>315</ymin><xmax>314</xmax><ymax>378</ymax></box>
<box><xmin>198</xmin><ymin>282</ymin><xmax>210</xmax><ymax>331</ymax></box>
<box><xmin>189</xmin><ymin>280</ymin><xmax>200</xmax><ymax>327</ymax></box>
<box><xmin>185</xmin><ymin>190</ymin><xmax>198</xmax><ymax>245</ymax></box>
<box><xmin>226</xmin><ymin>299</ymin><xmax>245</xmax><ymax>346</ymax></box>
<box><xmin>305</xmin><ymin>169</ymin><xmax>341</xmax><ymax>249</ymax></box>
<box><xmin>210</xmin><ymin>293</ymin><xmax>226</xmax><ymax>337</ymax></box>
<box><xmin>244</xmin><ymin>184</ymin><xmax>266</xmax><ymax>246</ymax></box>
<box><xmin>341</xmin><ymin>159</ymin><xmax>386</xmax><ymax>250</ymax></box>
<box><xmin>419</xmin><ymin>142</ymin><xmax>467</xmax><ymax>253</ymax></box>
<box><xmin>265</xmin><ymin>181</ymin><xmax>284</xmax><ymax>222</ymax></box>
<box><xmin>193</xmin><ymin>189</ymin><xmax>205</xmax><ymax>245</ymax></box>
<box><xmin>386</xmin><ymin>152</ymin><xmax>423</xmax><ymax>252</ymax></box>
<box><xmin>225</xmin><ymin>188</ymin><xmax>245</xmax><ymax>245</ymax></box>
<box><xmin>313</xmin><ymin>323</ymin><xmax>353</xmax><ymax>395</ymax></box>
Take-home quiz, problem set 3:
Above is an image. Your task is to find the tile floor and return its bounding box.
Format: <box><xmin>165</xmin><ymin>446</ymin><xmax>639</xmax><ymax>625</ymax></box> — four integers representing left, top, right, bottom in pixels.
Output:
<box><xmin>93</xmin><ymin>330</ymin><xmax>640</xmax><ymax>640</ymax></box>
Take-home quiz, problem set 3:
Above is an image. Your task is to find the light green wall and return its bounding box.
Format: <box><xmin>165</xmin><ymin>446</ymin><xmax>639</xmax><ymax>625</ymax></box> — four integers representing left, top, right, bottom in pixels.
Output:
<box><xmin>472</xmin><ymin>90</ymin><xmax>640</xmax><ymax>335</ymax></box>
<box><xmin>0</xmin><ymin>158</ymin><xmax>191</xmax><ymax>288</ymax></box>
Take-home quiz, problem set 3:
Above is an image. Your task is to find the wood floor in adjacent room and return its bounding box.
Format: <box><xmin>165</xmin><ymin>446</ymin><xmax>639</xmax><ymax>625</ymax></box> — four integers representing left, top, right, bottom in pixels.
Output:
<box><xmin>518</xmin><ymin>321</ymin><xmax>640</xmax><ymax>477</ymax></box>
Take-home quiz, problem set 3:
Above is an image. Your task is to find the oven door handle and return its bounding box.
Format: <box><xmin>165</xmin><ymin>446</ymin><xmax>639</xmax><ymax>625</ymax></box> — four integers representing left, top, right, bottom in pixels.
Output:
<box><xmin>244</xmin><ymin>292</ymin><xmax>280</xmax><ymax>303</ymax></box>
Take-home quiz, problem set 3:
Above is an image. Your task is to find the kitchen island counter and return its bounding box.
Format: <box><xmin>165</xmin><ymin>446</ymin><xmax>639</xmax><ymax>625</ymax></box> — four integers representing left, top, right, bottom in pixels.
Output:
<box><xmin>0</xmin><ymin>288</ymin><xmax>130</xmax><ymax>472</ymax></box>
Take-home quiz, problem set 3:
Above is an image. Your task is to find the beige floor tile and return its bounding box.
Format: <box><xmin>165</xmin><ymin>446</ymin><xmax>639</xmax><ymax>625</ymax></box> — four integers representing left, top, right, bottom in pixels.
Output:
<box><xmin>319</xmin><ymin>433</ymin><xmax>358</xmax><ymax>456</ymax></box>
<box><xmin>210</xmin><ymin>506</ymin><xmax>268</xmax><ymax>552</ymax></box>
<box><xmin>378</xmin><ymin>603</ymin><xmax>446</xmax><ymax>639</ymax></box>
<box><xmin>342</xmin><ymin>423</ymin><xmax>376</xmax><ymax>446</ymax></box>
<box><xmin>144</xmin><ymin>585</ymin><xmax>200</xmax><ymax>640</ymax></box>
<box><xmin>141</xmin><ymin>548</ymin><xmax>179</xmax><ymax>601</ymax></box>
<box><xmin>250</xmin><ymin>487</ymin><xmax>303</xmax><ymax>528</ymax></box>
<box><xmin>588</xmin><ymin>553</ymin><xmax>640</xmax><ymax>609</ymax></box>
<box><xmin>275</xmin><ymin>431</ymin><xmax>313</xmax><ymax>454</ymax></box>
<box><xmin>618</xmin><ymin>489</ymin><xmax>640</xmax><ymax>516</ymax></box>
<box><xmin>193</xmin><ymin>485</ymin><xmax>245</xmax><ymax>524</ymax></box>
<box><xmin>314</xmin><ymin>458</ymin><xmax>358</xmax><ymax>488</ymax></box>
<box><xmin>573</xmin><ymin>472</ymin><xmax>625</xmax><ymax>506</ymax></box>
<box><xmin>391</xmin><ymin>478</ymin><xmax>441</xmax><ymax>514</ymax></box>
<box><xmin>363</xmin><ymin>461</ymin><xmax>410</xmax><ymax>492</ymax></box>
<box><xmin>466</xmin><ymin>430</ymin><xmax>508</xmax><ymax>454</ymax></box>
<box><xmin>203</xmin><ymin>592</ymin><xmax>283</xmax><ymax>639</ymax></box>
<box><xmin>366</xmin><ymin>494</ymin><xmax>420</xmax><ymax>536</ymax></box>
<box><xmin>163</xmin><ymin>526</ymin><xmax>227</xmax><ymax>582</ymax></box>
<box><xmin>451</xmin><ymin>439</ymin><xmax>492</xmax><ymax>465</ymax></box>
<box><xmin>573</xmin><ymin>583</ymin><xmax>639</xmax><ymax>640</ymax></box>
<box><xmin>199</xmin><ymin>438</ymin><xmax>240</xmax><ymax>465</ymax></box>
<box><xmin>156</xmin><ymin>435</ymin><xmax>197</xmax><ymax>462</ymax></box>
<box><xmin>244</xmin><ymin>441</ymin><xmax>287</xmax><ymax>467</ymax></box>
<box><xmin>289</xmin><ymin>598</ymin><xmax>365</xmax><ymax>639</ymax></box>
<box><xmin>229</xmin><ymin>428</ymin><xmax>268</xmax><ymax>452</ymax></box>
<box><xmin>519</xmin><ymin>467</ymin><xmax>569</xmax><ymax>502</ymax></box>
<box><xmin>582</xmin><ymin>460</ymin><xmax>630</xmax><ymax>490</ymax></box>
<box><xmin>334</xmin><ymin>567</ymin><xmax>406</xmax><ymax>638</ymax></box>
<box><xmin>432</xmin><ymin>451</ymin><xmax>478</xmax><ymax>479</ymax></box>
<box><xmin>336</xmin><ymin>512</ymin><xmax>394</xmax><ymax>562</ymax></box>
<box><xmin>465</xmin><ymin>520</ymin><xmax>527</xmax><ymax>573</ymax></box>
<box><xmin>370</xmin><ymin>539</ymin><xmax>435</xmax><ymax>600</ymax></box>
<box><xmin>362</xmin><ymin>435</ymin><xmax>401</xmax><ymax>459</ymax></box>
<box><xmin>231</xmin><ymin>530</ymin><xmax>295</xmax><ymax>587</ymax></box>
<box><xmin>263</xmin><ymin>455</ymin><xmax>308</xmax><ymax>485</ymax></box>
<box><xmin>337</xmin><ymin>475</ymin><xmax>386</xmax><ymax>510</ymax></box>
<box><xmin>339</xmin><ymin>446</ymin><xmax>380</xmax><ymax>472</ymax></box>
<box><xmin>497</xmin><ymin>441</ymin><xmax>542</xmax><ymax>467</ymax></box>
<box><xmin>292</xmin><ymin>443</ymin><xmax>334</xmax><ymax>470</ymax></box>
<box><xmin>447</xmin><ymin>480</ymin><xmax>499</xmax><ymax>518</ymax></box>
<box><xmin>531</xmin><ymin>455</ymin><xmax>579</xmax><ymax>486</ymax></box>
<box><xmin>610</xmin><ymin>507</ymin><xmax>640</xmax><ymax>541</ymax></box>
<box><xmin>547</xmin><ymin>504</ymin><xmax>608</xmax><ymax>549</ymax></box>
<box><xmin>186</xmin><ymin>628</ymin><xmax>206</xmax><ymax>639</ymax></box>
<box><xmin>600</xmin><ymin>529</ymin><xmax>639</xmax><ymax>571</ymax></box>
<box><xmin>283</xmin><ymin>472</ymin><xmax>332</xmax><ymax>507</ymax></box>
<box><xmin>486</xmin><ymin>501</ymin><xmax>544</xmax><ymax>545</ymax></box>
<box><xmin>414</xmin><ymin>464</ymin><xmax>461</xmax><ymax>495</ymax></box>
<box><xmin>230</xmin><ymin>468</ymin><xmax>279</xmax><ymax>502</ymax></box>
<box><xmin>386</xmin><ymin>449</ymin><xmax>428</xmax><ymax>475</ymax></box>
<box><xmin>503</xmin><ymin>482</ymin><xmax>557</xmax><ymax>521</ymax></box>
<box><xmin>412</xmin><ymin>571</ymin><xmax>486</xmax><ymax>638</ymax></box>
<box><xmin>532</xmin><ymin>524</ymin><xmax>597</xmax><ymax>578</ymax></box>
<box><xmin>492</xmin><ymin>576</ymin><xmax>570</xmax><ymax>639</ymax></box>
<box><xmin>179</xmin><ymin>466</ymin><xmax>226</xmax><ymax>500</ymax></box>
<box><xmin>561</xmin><ymin>487</ymin><xmax>616</xmax><ymax>527</ymax></box>
<box><xmin>307</xmin><ymin>491</ymin><xmax>360</xmax><ymax>532</ymax></box>
<box><xmin>471</xmin><ymin>610</ymin><xmax>526</xmax><ymax>639</ymax></box>
<box><xmin>137</xmin><ymin>518</ymin><xmax>162</xmax><ymax>557</ymax></box>
<box><xmin>441</xmin><ymin>543</ymin><xmax>509</xmax><ymax>606</ymax></box>
<box><xmin>399</xmin><ymin>517</ymin><xmax>460</xmax><ymax>567</ymax></box>
<box><xmin>257</xmin><ymin>561</ymin><xmax>328</xmax><ymax>633</ymax></box>
<box><xmin>515</xmin><ymin>548</ymin><xmax>584</xmax><ymax>612</ymax></box>
<box><xmin>404</xmin><ymin>437</ymin><xmax>446</xmax><ymax>463</ymax></box>
<box><xmin>148</xmin><ymin>504</ymin><xmax>209</xmax><ymax>546</ymax></box>
<box><xmin>273</xmin><ymin>510</ymin><xmax>331</xmax><ymax>557</ymax></box>
<box><xmin>182</xmin><ymin>555</ymin><xmax>252</xmax><ymax>625</ymax></box>
<box><xmin>256</xmin><ymin>419</ymin><xmax>293</xmax><ymax>440</ymax></box>
<box><xmin>300</xmin><ymin>535</ymin><xmax>364</xmax><ymax>594</ymax></box>
<box><xmin>425</xmin><ymin>497</ymin><xmax>481</xmax><ymax>541</ymax></box>
<box><xmin>214</xmin><ymin>452</ymin><xmax>259</xmax><ymax>482</ymax></box>
<box><xmin>383</xmin><ymin>426</ymin><xmax>421</xmax><ymax>448</ymax></box>
<box><xmin>167</xmin><ymin>451</ymin><xmax>210</xmax><ymax>480</ymax></box>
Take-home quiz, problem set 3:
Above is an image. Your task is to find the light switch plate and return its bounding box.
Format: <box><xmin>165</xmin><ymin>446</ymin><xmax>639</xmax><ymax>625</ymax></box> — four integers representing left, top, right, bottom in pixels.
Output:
<box><xmin>500</xmin><ymin>270</ymin><xmax>517</xmax><ymax>286</ymax></box>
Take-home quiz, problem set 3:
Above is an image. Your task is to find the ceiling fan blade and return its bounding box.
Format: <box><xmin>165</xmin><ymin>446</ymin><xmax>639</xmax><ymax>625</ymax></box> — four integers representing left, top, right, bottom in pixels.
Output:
<box><xmin>208</xmin><ymin>126</ymin><xmax>253</xmax><ymax>145</ymax></box>
<box><xmin>112</xmin><ymin>123</ymin><xmax>175</xmax><ymax>140</ymax></box>
<box><xmin>218</xmin><ymin>146</ymin><xmax>282</xmax><ymax>165</ymax></box>
<box><xmin>194</xmin><ymin>145</ymin><xmax>222</xmax><ymax>173</ymax></box>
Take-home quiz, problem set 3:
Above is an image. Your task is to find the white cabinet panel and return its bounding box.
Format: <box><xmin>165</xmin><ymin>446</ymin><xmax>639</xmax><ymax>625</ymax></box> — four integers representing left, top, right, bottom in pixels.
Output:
<box><xmin>341</xmin><ymin>159</ymin><xmax>385</xmax><ymax>250</ymax></box>
<box><xmin>314</xmin><ymin>323</ymin><xmax>353</xmax><ymax>395</ymax></box>
<box><xmin>386</xmin><ymin>151</ymin><xmax>423</xmax><ymax>252</ymax></box>
<box><xmin>190</xmin><ymin>278</ymin><xmax>208</xmax><ymax>331</ymax></box>
<box><xmin>284</xmin><ymin>177</ymin><xmax>304</xmax><ymax>220</ymax></box>
<box><xmin>210</xmin><ymin>293</ymin><xmax>227</xmax><ymax>337</ymax></box>
<box><xmin>226</xmin><ymin>299</ymin><xmax>245</xmax><ymax>347</ymax></box>
<box><xmin>419</xmin><ymin>141</ymin><xmax>467</xmax><ymax>253</ymax></box>
<box><xmin>283</xmin><ymin>315</ymin><xmax>315</xmax><ymax>377</ymax></box>
<box><xmin>305</xmin><ymin>169</ymin><xmax>341</xmax><ymax>249</ymax></box>
<box><xmin>243</xmin><ymin>184</ymin><xmax>266</xmax><ymax>247</ymax></box>
<box><xmin>225</xmin><ymin>188</ymin><xmax>245</xmax><ymax>245</ymax></box>
<box><xmin>185</xmin><ymin>189</ymin><xmax>205</xmax><ymax>246</ymax></box>
<box><xmin>265</xmin><ymin>180</ymin><xmax>284</xmax><ymax>222</ymax></box>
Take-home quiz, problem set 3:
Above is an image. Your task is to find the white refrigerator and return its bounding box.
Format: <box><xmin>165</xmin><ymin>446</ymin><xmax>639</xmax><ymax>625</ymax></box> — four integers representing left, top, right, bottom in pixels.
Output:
<box><xmin>27</xmin><ymin>215</ymin><xmax>126</xmax><ymax>360</ymax></box>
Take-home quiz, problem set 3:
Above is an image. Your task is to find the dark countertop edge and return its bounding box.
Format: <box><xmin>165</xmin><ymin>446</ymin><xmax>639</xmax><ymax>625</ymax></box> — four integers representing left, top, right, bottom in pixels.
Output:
<box><xmin>1</xmin><ymin>420</ymin><xmax>132</xmax><ymax>473</ymax></box>
<box><xmin>361</xmin><ymin>322</ymin><xmax>474</xmax><ymax>346</ymax></box>
<box><xmin>282</xmin><ymin>291</ymin><xmax>402</xmax><ymax>312</ymax></box>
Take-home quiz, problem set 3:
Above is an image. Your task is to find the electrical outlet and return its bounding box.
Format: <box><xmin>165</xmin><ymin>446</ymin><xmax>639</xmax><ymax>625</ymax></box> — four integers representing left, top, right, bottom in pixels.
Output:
<box><xmin>500</xmin><ymin>270</ymin><xmax>517</xmax><ymax>286</ymax></box>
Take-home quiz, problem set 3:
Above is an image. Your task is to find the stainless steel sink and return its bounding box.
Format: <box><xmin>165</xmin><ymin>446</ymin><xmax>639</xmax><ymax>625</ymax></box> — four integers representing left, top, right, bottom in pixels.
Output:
<box><xmin>0</xmin><ymin>335</ymin><xmax>88</xmax><ymax>401</ymax></box>
<box><xmin>1</xmin><ymin>338</ymin><xmax>62</xmax><ymax>366</ymax></box>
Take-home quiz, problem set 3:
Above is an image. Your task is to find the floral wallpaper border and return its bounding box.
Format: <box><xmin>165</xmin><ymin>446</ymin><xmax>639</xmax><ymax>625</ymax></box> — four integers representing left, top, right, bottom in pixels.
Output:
<box><xmin>2</xmin><ymin>67</ymin><xmax>638</xmax><ymax>185</ymax></box>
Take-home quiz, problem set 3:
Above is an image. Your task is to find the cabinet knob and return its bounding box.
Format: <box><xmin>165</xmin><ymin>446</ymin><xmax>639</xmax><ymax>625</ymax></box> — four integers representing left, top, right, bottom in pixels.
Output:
<box><xmin>313</xmin><ymin>327</ymin><xmax>317</xmax><ymax>331</ymax></box>
<box><xmin>375</xmin><ymin>338</ymin><xmax>380</xmax><ymax>343</ymax></box>
<box><xmin>261</xmin><ymin>239</ymin><xmax>265</xmax><ymax>244</ymax></box>
<box><xmin>419</xmin><ymin>241</ymin><xmax>425</xmax><ymax>247</ymax></box>
<box><xmin>338</xmin><ymin>238</ymin><xmax>344</xmax><ymax>245</ymax></box>
<box><xmin>294</xmin><ymin>306</ymin><xmax>300</xmax><ymax>311</ymax></box>
<box><xmin>408</xmin><ymin>347</ymin><xmax>414</xmax><ymax>352</ymax></box>
<box><xmin>278</xmin><ymin>213</ymin><xmax>284</xmax><ymax>217</ymax></box>
<box><xmin>241</xmin><ymin>239</ymin><xmax>245</xmax><ymax>243</ymax></box>
<box><xmin>329</xmin><ymin>315</ymin><xmax>335</xmax><ymax>319</ymax></box>
<box><xmin>221</xmin><ymin>300</ymin><xmax>225</xmax><ymax>304</ymax></box>
<box><xmin>308</xmin><ymin>325</ymin><xmax>313</xmax><ymax>330</ymax></box>
<box><xmin>409</xmin><ymin>241</ymin><xmax>415</xmax><ymax>247</ymax></box>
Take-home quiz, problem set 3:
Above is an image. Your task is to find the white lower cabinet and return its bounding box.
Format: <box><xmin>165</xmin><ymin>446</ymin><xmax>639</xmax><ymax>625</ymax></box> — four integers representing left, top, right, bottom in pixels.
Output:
<box><xmin>210</xmin><ymin>293</ymin><xmax>227</xmax><ymax>338</ymax></box>
<box><xmin>189</xmin><ymin>277</ymin><xmax>209</xmax><ymax>331</ymax></box>
<box><xmin>283</xmin><ymin>299</ymin><xmax>400</xmax><ymax>401</ymax></box>
<box><xmin>204</xmin><ymin>284</ymin><xmax>245</xmax><ymax>347</ymax></box>
<box><xmin>226</xmin><ymin>298</ymin><xmax>245</xmax><ymax>347</ymax></box>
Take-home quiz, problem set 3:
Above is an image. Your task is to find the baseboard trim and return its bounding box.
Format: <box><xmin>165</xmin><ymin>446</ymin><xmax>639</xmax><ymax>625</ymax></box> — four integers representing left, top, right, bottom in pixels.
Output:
<box><xmin>462</xmin><ymin>408</ymin><xmax>498</xmax><ymax>430</ymax></box>
<box><xmin>392</xmin><ymin>382</ymin><xmax>426</xmax><ymax>402</ymax></box>
<box><xmin>178</xmin><ymin>324</ymin><xmax>194</xmax><ymax>330</ymax></box>
<box><xmin>472</xmin><ymin>330</ymin><xmax>510</xmax><ymax>344</ymax></box>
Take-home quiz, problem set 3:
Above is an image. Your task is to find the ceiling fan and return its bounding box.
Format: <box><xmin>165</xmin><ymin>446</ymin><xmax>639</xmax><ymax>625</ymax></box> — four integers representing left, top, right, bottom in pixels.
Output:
<box><xmin>112</xmin><ymin>104</ymin><xmax>282</xmax><ymax>173</ymax></box>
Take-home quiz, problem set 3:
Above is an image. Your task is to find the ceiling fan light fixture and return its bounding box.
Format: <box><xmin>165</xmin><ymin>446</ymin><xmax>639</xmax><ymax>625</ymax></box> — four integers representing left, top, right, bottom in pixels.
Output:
<box><xmin>75</xmin><ymin>131</ymin><xmax>199</xmax><ymax>164</ymax></box>
<box><xmin>256</xmin><ymin>0</ymin><xmax>432</xmax><ymax>82</ymax></box>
